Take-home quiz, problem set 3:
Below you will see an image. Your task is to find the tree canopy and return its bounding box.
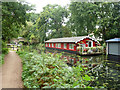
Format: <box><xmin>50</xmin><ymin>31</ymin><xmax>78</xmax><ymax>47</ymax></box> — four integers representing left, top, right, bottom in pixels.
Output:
<box><xmin>69</xmin><ymin>2</ymin><xmax>98</xmax><ymax>36</ymax></box>
<box><xmin>69</xmin><ymin>2</ymin><xmax>120</xmax><ymax>41</ymax></box>
<box><xmin>2</xmin><ymin>1</ymin><xmax>33</xmax><ymax>41</ymax></box>
<box><xmin>35</xmin><ymin>4</ymin><xmax>69</xmax><ymax>43</ymax></box>
<box><xmin>2</xmin><ymin>1</ymin><xmax>120</xmax><ymax>44</ymax></box>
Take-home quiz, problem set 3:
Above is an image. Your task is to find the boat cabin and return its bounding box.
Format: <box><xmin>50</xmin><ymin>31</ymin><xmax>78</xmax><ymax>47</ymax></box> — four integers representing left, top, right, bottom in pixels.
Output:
<box><xmin>45</xmin><ymin>36</ymin><xmax>101</xmax><ymax>55</ymax></box>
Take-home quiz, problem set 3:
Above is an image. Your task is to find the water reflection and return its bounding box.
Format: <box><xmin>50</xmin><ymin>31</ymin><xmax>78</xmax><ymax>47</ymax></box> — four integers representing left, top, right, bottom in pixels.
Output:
<box><xmin>90</xmin><ymin>60</ymin><xmax>120</xmax><ymax>88</ymax></box>
<box><xmin>67</xmin><ymin>54</ymin><xmax>120</xmax><ymax>88</ymax></box>
<box><xmin>46</xmin><ymin>50</ymin><xmax>120</xmax><ymax>88</ymax></box>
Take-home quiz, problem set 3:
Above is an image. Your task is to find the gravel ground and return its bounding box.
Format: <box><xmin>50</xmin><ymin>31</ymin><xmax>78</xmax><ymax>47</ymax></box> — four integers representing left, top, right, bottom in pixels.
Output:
<box><xmin>0</xmin><ymin>51</ymin><xmax>23</xmax><ymax>89</ymax></box>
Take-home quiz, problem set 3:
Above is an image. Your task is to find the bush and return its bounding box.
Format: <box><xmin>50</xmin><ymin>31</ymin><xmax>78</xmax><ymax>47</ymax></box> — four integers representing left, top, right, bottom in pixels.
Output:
<box><xmin>2</xmin><ymin>48</ymin><xmax>8</xmax><ymax>54</ymax></box>
<box><xmin>17</xmin><ymin>51</ymin><xmax>93</xmax><ymax>88</ymax></box>
<box><xmin>0</xmin><ymin>54</ymin><xmax>5</xmax><ymax>65</ymax></box>
<box><xmin>2</xmin><ymin>41</ymin><xmax>9</xmax><ymax>54</ymax></box>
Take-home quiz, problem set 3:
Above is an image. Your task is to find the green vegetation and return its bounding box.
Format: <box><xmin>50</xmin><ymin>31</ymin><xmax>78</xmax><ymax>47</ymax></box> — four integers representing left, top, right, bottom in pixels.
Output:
<box><xmin>17</xmin><ymin>50</ymin><xmax>94</xmax><ymax>88</ymax></box>
<box><xmin>69</xmin><ymin>2</ymin><xmax>120</xmax><ymax>42</ymax></box>
<box><xmin>2</xmin><ymin>0</ymin><xmax>120</xmax><ymax>88</ymax></box>
<box><xmin>0</xmin><ymin>54</ymin><xmax>5</xmax><ymax>65</ymax></box>
<box><xmin>2</xmin><ymin>41</ymin><xmax>8</xmax><ymax>55</ymax></box>
<box><xmin>0</xmin><ymin>41</ymin><xmax>9</xmax><ymax>65</ymax></box>
<box><xmin>2</xmin><ymin>1</ymin><xmax>119</xmax><ymax>46</ymax></box>
<box><xmin>1</xmin><ymin>1</ymin><xmax>34</xmax><ymax>64</ymax></box>
<box><xmin>2</xmin><ymin>2</ymin><xmax>34</xmax><ymax>41</ymax></box>
<box><xmin>17</xmin><ymin>2</ymin><xmax>120</xmax><ymax>46</ymax></box>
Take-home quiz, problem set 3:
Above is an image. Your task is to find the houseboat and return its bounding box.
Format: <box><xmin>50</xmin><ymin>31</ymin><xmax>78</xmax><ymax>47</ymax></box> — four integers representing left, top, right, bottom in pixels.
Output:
<box><xmin>45</xmin><ymin>36</ymin><xmax>103</xmax><ymax>55</ymax></box>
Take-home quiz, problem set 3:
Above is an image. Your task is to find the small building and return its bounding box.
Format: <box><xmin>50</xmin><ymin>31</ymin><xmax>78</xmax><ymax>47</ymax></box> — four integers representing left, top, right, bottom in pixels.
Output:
<box><xmin>106</xmin><ymin>38</ymin><xmax>120</xmax><ymax>55</ymax></box>
<box><xmin>45</xmin><ymin>36</ymin><xmax>102</xmax><ymax>55</ymax></box>
<box><xmin>18</xmin><ymin>37</ymin><xmax>25</xmax><ymax>42</ymax></box>
<box><xmin>10</xmin><ymin>37</ymin><xmax>25</xmax><ymax>45</ymax></box>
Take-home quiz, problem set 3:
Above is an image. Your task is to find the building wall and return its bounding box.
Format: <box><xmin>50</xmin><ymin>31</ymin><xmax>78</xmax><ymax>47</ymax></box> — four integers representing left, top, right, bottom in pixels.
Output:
<box><xmin>118</xmin><ymin>42</ymin><xmax>120</xmax><ymax>55</ymax></box>
<box><xmin>108</xmin><ymin>43</ymin><xmax>120</xmax><ymax>55</ymax></box>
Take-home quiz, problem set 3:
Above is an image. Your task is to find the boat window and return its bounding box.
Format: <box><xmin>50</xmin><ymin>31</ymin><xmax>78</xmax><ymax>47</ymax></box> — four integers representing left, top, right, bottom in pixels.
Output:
<box><xmin>64</xmin><ymin>43</ymin><xmax>67</xmax><ymax>49</ymax></box>
<box><xmin>69</xmin><ymin>44</ymin><xmax>74</xmax><ymax>49</ymax></box>
<box><xmin>58</xmin><ymin>43</ymin><xmax>61</xmax><ymax>48</ymax></box>
<box><xmin>52</xmin><ymin>43</ymin><xmax>54</xmax><ymax>47</ymax></box>
<box><xmin>56</xmin><ymin>43</ymin><xmax>58</xmax><ymax>48</ymax></box>
<box><xmin>49</xmin><ymin>43</ymin><xmax>51</xmax><ymax>47</ymax></box>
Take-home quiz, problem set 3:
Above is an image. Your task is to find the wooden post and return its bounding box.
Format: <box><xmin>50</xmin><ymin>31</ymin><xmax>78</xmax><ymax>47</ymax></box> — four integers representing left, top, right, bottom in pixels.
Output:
<box><xmin>13</xmin><ymin>45</ymin><xmax>14</xmax><ymax>50</ymax></box>
<box><xmin>17</xmin><ymin>44</ymin><xmax>18</xmax><ymax>51</ymax></box>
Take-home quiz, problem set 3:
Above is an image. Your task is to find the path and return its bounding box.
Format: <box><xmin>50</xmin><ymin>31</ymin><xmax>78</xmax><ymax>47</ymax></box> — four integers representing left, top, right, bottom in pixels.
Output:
<box><xmin>0</xmin><ymin>51</ymin><xmax>23</xmax><ymax>89</ymax></box>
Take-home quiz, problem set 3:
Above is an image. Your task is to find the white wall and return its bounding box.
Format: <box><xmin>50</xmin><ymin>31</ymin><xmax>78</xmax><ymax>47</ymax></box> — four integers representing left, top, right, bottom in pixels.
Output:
<box><xmin>108</xmin><ymin>43</ymin><xmax>120</xmax><ymax>55</ymax></box>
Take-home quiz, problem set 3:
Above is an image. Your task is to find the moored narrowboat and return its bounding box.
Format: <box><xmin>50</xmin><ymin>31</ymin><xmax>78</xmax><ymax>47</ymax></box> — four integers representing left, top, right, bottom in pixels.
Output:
<box><xmin>45</xmin><ymin>36</ymin><xmax>103</xmax><ymax>55</ymax></box>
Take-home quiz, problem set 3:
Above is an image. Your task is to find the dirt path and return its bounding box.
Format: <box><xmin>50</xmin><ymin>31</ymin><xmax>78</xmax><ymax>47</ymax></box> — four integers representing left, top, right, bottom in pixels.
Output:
<box><xmin>0</xmin><ymin>51</ymin><xmax>23</xmax><ymax>89</ymax></box>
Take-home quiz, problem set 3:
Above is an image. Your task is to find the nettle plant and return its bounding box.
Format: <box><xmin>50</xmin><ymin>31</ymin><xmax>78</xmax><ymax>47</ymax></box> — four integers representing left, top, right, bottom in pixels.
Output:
<box><xmin>17</xmin><ymin>51</ymin><xmax>93</xmax><ymax>88</ymax></box>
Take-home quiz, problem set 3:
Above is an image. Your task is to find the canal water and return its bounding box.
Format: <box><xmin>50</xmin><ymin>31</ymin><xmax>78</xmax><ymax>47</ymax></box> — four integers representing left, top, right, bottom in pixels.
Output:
<box><xmin>46</xmin><ymin>50</ymin><xmax>120</xmax><ymax>88</ymax></box>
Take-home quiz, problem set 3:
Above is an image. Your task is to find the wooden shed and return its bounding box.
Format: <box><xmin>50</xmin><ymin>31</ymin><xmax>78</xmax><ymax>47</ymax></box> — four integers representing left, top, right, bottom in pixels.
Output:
<box><xmin>106</xmin><ymin>38</ymin><xmax>120</xmax><ymax>55</ymax></box>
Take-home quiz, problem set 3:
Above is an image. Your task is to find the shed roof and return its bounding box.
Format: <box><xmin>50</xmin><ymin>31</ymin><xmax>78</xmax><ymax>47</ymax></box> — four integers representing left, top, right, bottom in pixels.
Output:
<box><xmin>45</xmin><ymin>36</ymin><xmax>98</xmax><ymax>43</ymax></box>
<box><xmin>18</xmin><ymin>37</ymin><xmax>23</xmax><ymax>39</ymax></box>
<box><xmin>106</xmin><ymin>38</ymin><xmax>120</xmax><ymax>43</ymax></box>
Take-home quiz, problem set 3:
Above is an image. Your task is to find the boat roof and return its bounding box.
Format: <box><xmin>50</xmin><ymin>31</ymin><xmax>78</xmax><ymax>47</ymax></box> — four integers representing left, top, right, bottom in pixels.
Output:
<box><xmin>45</xmin><ymin>36</ymin><xmax>98</xmax><ymax>43</ymax></box>
<box><xmin>106</xmin><ymin>38</ymin><xmax>120</xmax><ymax>43</ymax></box>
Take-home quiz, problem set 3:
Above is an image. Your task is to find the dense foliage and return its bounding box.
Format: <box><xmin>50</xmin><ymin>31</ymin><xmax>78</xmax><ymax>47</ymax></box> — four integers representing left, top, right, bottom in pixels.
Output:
<box><xmin>2</xmin><ymin>1</ymin><xmax>120</xmax><ymax>88</ymax></box>
<box><xmin>2</xmin><ymin>1</ymin><xmax>33</xmax><ymax>42</ymax></box>
<box><xmin>19</xmin><ymin>2</ymin><xmax>120</xmax><ymax>45</ymax></box>
<box><xmin>2</xmin><ymin>1</ymin><xmax>120</xmax><ymax>44</ymax></box>
<box><xmin>1</xmin><ymin>1</ymin><xmax>34</xmax><ymax>65</ymax></box>
<box><xmin>1</xmin><ymin>41</ymin><xmax>9</xmax><ymax>65</ymax></box>
<box><xmin>69</xmin><ymin>2</ymin><xmax>120</xmax><ymax>41</ymax></box>
<box><xmin>2</xmin><ymin>41</ymin><xmax>9</xmax><ymax>54</ymax></box>
<box><xmin>17</xmin><ymin>51</ymin><xmax>95</xmax><ymax>88</ymax></box>
<box><xmin>0</xmin><ymin>54</ymin><xmax>5</xmax><ymax>65</ymax></box>
<box><xmin>69</xmin><ymin>2</ymin><xmax>98</xmax><ymax>36</ymax></box>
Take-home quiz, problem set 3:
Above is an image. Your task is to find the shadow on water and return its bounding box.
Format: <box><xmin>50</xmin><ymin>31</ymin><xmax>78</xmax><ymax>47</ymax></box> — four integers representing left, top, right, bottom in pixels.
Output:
<box><xmin>45</xmin><ymin>50</ymin><xmax>120</xmax><ymax>88</ymax></box>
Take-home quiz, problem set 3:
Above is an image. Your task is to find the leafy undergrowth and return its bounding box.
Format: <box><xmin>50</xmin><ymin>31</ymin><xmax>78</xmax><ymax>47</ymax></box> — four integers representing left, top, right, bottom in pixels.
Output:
<box><xmin>17</xmin><ymin>51</ymin><xmax>94</xmax><ymax>88</ymax></box>
<box><xmin>0</xmin><ymin>54</ymin><xmax>5</xmax><ymax>65</ymax></box>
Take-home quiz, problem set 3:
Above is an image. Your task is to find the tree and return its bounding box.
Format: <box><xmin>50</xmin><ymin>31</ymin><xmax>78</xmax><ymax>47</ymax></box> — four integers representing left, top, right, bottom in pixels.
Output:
<box><xmin>69</xmin><ymin>1</ymin><xmax>120</xmax><ymax>42</ymax></box>
<box><xmin>46</xmin><ymin>26</ymin><xmax>72</xmax><ymax>39</ymax></box>
<box><xmin>94</xmin><ymin>2</ymin><xmax>120</xmax><ymax>41</ymax></box>
<box><xmin>69</xmin><ymin>2</ymin><xmax>98</xmax><ymax>36</ymax></box>
<box><xmin>20</xmin><ymin>12</ymin><xmax>40</xmax><ymax>45</ymax></box>
<box><xmin>35</xmin><ymin>4</ymin><xmax>69</xmax><ymax>43</ymax></box>
<box><xmin>2</xmin><ymin>1</ymin><xmax>33</xmax><ymax>42</ymax></box>
<box><xmin>27</xmin><ymin>13</ymin><xmax>40</xmax><ymax>24</ymax></box>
